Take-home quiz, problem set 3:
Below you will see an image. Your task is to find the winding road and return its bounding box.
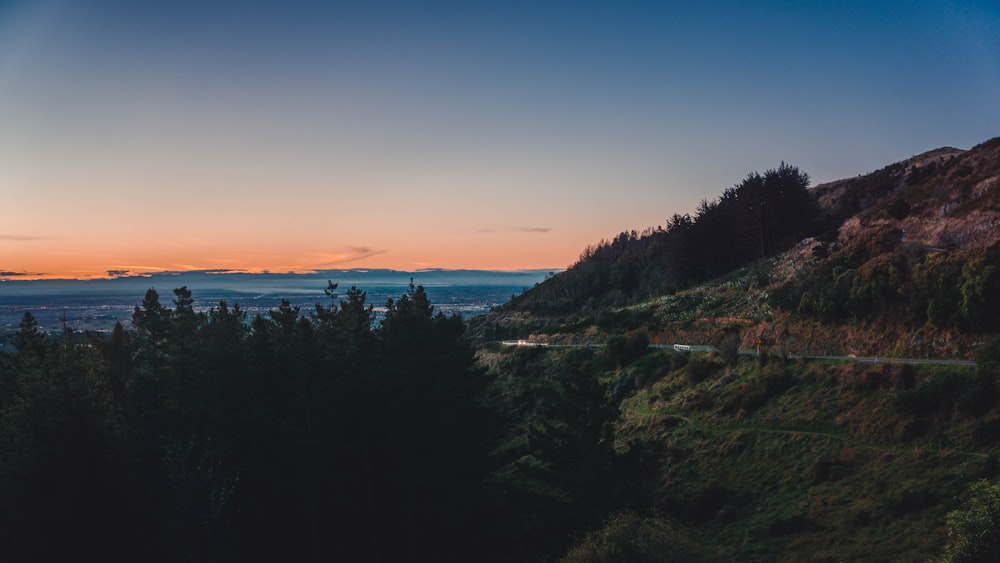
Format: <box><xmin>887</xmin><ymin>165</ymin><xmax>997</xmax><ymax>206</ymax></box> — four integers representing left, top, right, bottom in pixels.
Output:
<box><xmin>500</xmin><ymin>340</ymin><xmax>977</xmax><ymax>366</ymax></box>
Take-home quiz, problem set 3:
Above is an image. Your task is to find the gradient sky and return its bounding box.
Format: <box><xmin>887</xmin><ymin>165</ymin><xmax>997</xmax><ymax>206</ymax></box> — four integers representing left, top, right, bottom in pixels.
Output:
<box><xmin>2</xmin><ymin>0</ymin><xmax>999</xmax><ymax>279</ymax></box>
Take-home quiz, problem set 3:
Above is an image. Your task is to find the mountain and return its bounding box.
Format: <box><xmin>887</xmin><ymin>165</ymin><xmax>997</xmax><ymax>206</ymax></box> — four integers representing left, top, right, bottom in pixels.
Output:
<box><xmin>471</xmin><ymin>137</ymin><xmax>1000</xmax><ymax>359</ymax></box>
<box><xmin>467</xmin><ymin>136</ymin><xmax>1000</xmax><ymax>561</ymax></box>
<box><xmin>814</xmin><ymin>141</ymin><xmax>999</xmax><ymax>251</ymax></box>
<box><xmin>0</xmin><ymin>268</ymin><xmax>554</xmax><ymax>294</ymax></box>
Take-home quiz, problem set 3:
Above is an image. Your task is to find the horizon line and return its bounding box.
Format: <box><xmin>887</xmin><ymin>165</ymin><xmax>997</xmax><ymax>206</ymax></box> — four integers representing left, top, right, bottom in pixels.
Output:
<box><xmin>1</xmin><ymin>266</ymin><xmax>564</xmax><ymax>283</ymax></box>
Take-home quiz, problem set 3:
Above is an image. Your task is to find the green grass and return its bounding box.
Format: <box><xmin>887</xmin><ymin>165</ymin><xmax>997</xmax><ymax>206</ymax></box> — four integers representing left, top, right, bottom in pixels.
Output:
<box><xmin>611</xmin><ymin>357</ymin><xmax>998</xmax><ymax>561</ymax></box>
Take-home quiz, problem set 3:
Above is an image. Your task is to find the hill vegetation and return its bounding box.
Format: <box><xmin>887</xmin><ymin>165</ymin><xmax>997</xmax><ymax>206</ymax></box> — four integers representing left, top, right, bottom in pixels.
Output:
<box><xmin>500</xmin><ymin>163</ymin><xmax>827</xmax><ymax>315</ymax></box>
<box><xmin>474</xmin><ymin>137</ymin><xmax>1000</xmax><ymax>359</ymax></box>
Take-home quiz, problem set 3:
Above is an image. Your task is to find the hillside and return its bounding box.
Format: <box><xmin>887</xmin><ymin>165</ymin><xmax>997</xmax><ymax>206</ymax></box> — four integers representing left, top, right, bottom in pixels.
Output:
<box><xmin>471</xmin><ymin>136</ymin><xmax>1000</xmax><ymax>359</ymax></box>
<box><xmin>466</xmin><ymin>136</ymin><xmax>1000</xmax><ymax>561</ymax></box>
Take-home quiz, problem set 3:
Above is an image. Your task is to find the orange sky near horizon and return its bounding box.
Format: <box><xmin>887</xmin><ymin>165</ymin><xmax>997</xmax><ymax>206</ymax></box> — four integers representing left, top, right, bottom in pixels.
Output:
<box><xmin>2</xmin><ymin>2</ymin><xmax>998</xmax><ymax>281</ymax></box>
<box><xmin>2</xmin><ymin>227</ymin><xmax>585</xmax><ymax>280</ymax></box>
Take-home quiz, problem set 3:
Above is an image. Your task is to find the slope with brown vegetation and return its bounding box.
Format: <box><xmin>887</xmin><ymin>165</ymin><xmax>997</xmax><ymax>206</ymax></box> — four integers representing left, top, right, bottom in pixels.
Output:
<box><xmin>815</xmin><ymin>139</ymin><xmax>1000</xmax><ymax>251</ymax></box>
<box><xmin>767</xmin><ymin>137</ymin><xmax>1000</xmax><ymax>358</ymax></box>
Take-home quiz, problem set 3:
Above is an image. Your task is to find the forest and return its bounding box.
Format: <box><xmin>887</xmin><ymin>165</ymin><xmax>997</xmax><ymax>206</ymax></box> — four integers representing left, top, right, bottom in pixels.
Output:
<box><xmin>506</xmin><ymin>163</ymin><xmax>827</xmax><ymax>314</ymax></box>
<box><xmin>1</xmin><ymin>279</ymin><xmax>677</xmax><ymax>562</ymax></box>
<box><xmin>0</xmin><ymin>283</ymin><xmax>496</xmax><ymax>561</ymax></box>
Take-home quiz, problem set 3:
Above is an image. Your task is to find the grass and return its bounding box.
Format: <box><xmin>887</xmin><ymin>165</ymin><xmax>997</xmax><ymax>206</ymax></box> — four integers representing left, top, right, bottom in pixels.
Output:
<box><xmin>612</xmin><ymin>355</ymin><xmax>999</xmax><ymax>561</ymax></box>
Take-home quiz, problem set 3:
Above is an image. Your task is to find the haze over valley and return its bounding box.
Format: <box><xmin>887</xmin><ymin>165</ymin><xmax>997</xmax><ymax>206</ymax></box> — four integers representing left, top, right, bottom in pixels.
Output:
<box><xmin>0</xmin><ymin>269</ymin><xmax>551</xmax><ymax>344</ymax></box>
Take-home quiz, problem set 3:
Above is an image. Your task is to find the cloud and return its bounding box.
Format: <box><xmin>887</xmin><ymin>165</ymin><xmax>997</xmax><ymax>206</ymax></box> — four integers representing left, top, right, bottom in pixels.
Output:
<box><xmin>477</xmin><ymin>226</ymin><xmax>552</xmax><ymax>234</ymax></box>
<box><xmin>313</xmin><ymin>246</ymin><xmax>386</xmax><ymax>268</ymax></box>
<box><xmin>0</xmin><ymin>270</ymin><xmax>46</xmax><ymax>277</ymax></box>
<box><xmin>0</xmin><ymin>234</ymin><xmax>49</xmax><ymax>241</ymax></box>
<box><xmin>116</xmin><ymin>265</ymin><xmax>168</xmax><ymax>273</ymax></box>
<box><xmin>204</xmin><ymin>269</ymin><xmax>249</xmax><ymax>275</ymax></box>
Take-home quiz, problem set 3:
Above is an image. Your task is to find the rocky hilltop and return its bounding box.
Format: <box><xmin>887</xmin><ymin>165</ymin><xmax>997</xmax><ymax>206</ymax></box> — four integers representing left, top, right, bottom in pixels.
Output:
<box><xmin>816</xmin><ymin>141</ymin><xmax>1000</xmax><ymax>251</ymax></box>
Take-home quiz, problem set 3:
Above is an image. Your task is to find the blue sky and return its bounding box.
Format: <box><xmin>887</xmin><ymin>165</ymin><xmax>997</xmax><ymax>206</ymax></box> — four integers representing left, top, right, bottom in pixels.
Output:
<box><xmin>1</xmin><ymin>0</ymin><xmax>998</xmax><ymax>278</ymax></box>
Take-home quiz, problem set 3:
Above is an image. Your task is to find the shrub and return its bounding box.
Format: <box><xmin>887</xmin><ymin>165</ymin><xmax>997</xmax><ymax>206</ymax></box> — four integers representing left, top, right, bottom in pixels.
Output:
<box><xmin>606</xmin><ymin>330</ymin><xmax>651</xmax><ymax>368</ymax></box>
<box><xmin>887</xmin><ymin>199</ymin><xmax>911</xmax><ymax>220</ymax></box>
<box><xmin>972</xmin><ymin>419</ymin><xmax>1000</xmax><ymax>446</ymax></box>
<box><xmin>732</xmin><ymin>364</ymin><xmax>796</xmax><ymax>412</ymax></box>
<box><xmin>890</xmin><ymin>364</ymin><xmax>917</xmax><ymax>390</ymax></box>
<box><xmin>941</xmin><ymin>480</ymin><xmax>1000</xmax><ymax>563</ymax></box>
<box><xmin>681</xmin><ymin>388</ymin><xmax>716</xmax><ymax>411</ymax></box>
<box><xmin>892</xmin><ymin>370</ymin><xmax>965</xmax><ymax>417</ymax></box>
<box><xmin>885</xmin><ymin>482</ymin><xmax>937</xmax><ymax>516</ymax></box>
<box><xmin>717</xmin><ymin>330</ymin><xmax>741</xmax><ymax>366</ymax></box>
<box><xmin>976</xmin><ymin>335</ymin><xmax>1000</xmax><ymax>370</ymax></box>
<box><xmin>561</xmin><ymin>511</ymin><xmax>706</xmax><ymax>563</ymax></box>
<box><xmin>628</xmin><ymin>351</ymin><xmax>675</xmax><ymax>389</ymax></box>
<box><xmin>684</xmin><ymin>356</ymin><xmax>720</xmax><ymax>385</ymax></box>
<box><xmin>955</xmin><ymin>371</ymin><xmax>996</xmax><ymax>417</ymax></box>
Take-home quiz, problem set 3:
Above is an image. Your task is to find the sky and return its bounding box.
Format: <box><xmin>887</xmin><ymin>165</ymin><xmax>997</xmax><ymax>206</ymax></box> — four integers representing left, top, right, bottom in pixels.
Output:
<box><xmin>2</xmin><ymin>0</ymin><xmax>999</xmax><ymax>280</ymax></box>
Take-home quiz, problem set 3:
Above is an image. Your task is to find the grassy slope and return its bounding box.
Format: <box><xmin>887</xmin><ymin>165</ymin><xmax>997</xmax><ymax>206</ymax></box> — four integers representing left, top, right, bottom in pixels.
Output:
<box><xmin>611</xmin><ymin>351</ymin><xmax>994</xmax><ymax>561</ymax></box>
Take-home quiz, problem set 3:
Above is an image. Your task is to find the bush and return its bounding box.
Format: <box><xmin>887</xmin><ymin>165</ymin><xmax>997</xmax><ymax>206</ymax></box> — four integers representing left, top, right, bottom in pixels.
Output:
<box><xmin>606</xmin><ymin>331</ymin><xmax>650</xmax><ymax>368</ymax></box>
<box><xmin>976</xmin><ymin>335</ymin><xmax>1000</xmax><ymax>371</ymax></box>
<box><xmin>670</xmin><ymin>483</ymin><xmax>738</xmax><ymax>523</ymax></box>
<box><xmin>885</xmin><ymin>482</ymin><xmax>937</xmax><ymax>516</ymax></box>
<box><xmin>684</xmin><ymin>356</ymin><xmax>720</xmax><ymax>385</ymax></box>
<box><xmin>561</xmin><ymin>511</ymin><xmax>706</xmax><ymax>563</ymax></box>
<box><xmin>891</xmin><ymin>364</ymin><xmax>917</xmax><ymax>390</ymax></box>
<box><xmin>973</xmin><ymin>419</ymin><xmax>1000</xmax><ymax>446</ymax></box>
<box><xmin>941</xmin><ymin>480</ymin><xmax>1000</xmax><ymax>563</ymax></box>
<box><xmin>955</xmin><ymin>371</ymin><xmax>996</xmax><ymax>417</ymax></box>
<box><xmin>728</xmin><ymin>365</ymin><xmax>796</xmax><ymax>412</ymax></box>
<box><xmin>887</xmin><ymin>199</ymin><xmax>911</xmax><ymax>220</ymax></box>
<box><xmin>892</xmin><ymin>370</ymin><xmax>965</xmax><ymax>417</ymax></box>
<box><xmin>627</xmin><ymin>351</ymin><xmax>675</xmax><ymax>389</ymax></box>
<box><xmin>717</xmin><ymin>331</ymin><xmax>741</xmax><ymax>366</ymax></box>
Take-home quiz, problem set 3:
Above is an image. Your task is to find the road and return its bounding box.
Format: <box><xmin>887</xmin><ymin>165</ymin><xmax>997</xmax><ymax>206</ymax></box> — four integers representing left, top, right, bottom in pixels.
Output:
<box><xmin>499</xmin><ymin>341</ymin><xmax>977</xmax><ymax>367</ymax></box>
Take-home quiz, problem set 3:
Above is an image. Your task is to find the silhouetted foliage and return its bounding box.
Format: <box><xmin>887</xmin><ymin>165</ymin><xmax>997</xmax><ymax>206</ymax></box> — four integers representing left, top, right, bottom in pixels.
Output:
<box><xmin>0</xmin><ymin>284</ymin><xmax>491</xmax><ymax>562</ymax></box>
<box><xmin>482</xmin><ymin>346</ymin><xmax>624</xmax><ymax>561</ymax></box>
<box><xmin>509</xmin><ymin>163</ymin><xmax>820</xmax><ymax>313</ymax></box>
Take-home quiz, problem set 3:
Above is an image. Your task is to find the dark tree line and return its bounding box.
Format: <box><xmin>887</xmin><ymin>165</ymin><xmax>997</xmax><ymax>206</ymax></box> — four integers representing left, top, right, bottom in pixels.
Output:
<box><xmin>0</xmin><ymin>283</ymin><xmax>497</xmax><ymax>562</ymax></box>
<box><xmin>509</xmin><ymin>163</ymin><xmax>824</xmax><ymax>313</ymax></box>
<box><xmin>0</xmin><ymin>282</ymin><xmax>658</xmax><ymax>562</ymax></box>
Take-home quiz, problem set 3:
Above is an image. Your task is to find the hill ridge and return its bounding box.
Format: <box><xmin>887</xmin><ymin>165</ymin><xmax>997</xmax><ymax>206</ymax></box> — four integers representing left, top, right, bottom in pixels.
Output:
<box><xmin>471</xmin><ymin>136</ymin><xmax>1000</xmax><ymax>360</ymax></box>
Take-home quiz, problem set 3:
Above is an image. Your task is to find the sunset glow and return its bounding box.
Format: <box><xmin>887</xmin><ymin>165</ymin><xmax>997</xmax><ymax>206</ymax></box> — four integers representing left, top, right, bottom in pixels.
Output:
<box><xmin>2</xmin><ymin>1</ymin><xmax>998</xmax><ymax>280</ymax></box>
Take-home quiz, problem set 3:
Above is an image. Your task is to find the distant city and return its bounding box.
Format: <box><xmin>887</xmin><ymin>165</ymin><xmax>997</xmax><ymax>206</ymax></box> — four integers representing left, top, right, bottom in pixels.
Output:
<box><xmin>0</xmin><ymin>268</ymin><xmax>554</xmax><ymax>347</ymax></box>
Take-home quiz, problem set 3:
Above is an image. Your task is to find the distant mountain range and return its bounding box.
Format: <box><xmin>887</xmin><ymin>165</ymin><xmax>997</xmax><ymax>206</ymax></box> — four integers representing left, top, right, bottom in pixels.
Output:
<box><xmin>0</xmin><ymin>268</ymin><xmax>556</xmax><ymax>296</ymax></box>
<box><xmin>0</xmin><ymin>268</ymin><xmax>555</xmax><ymax>340</ymax></box>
